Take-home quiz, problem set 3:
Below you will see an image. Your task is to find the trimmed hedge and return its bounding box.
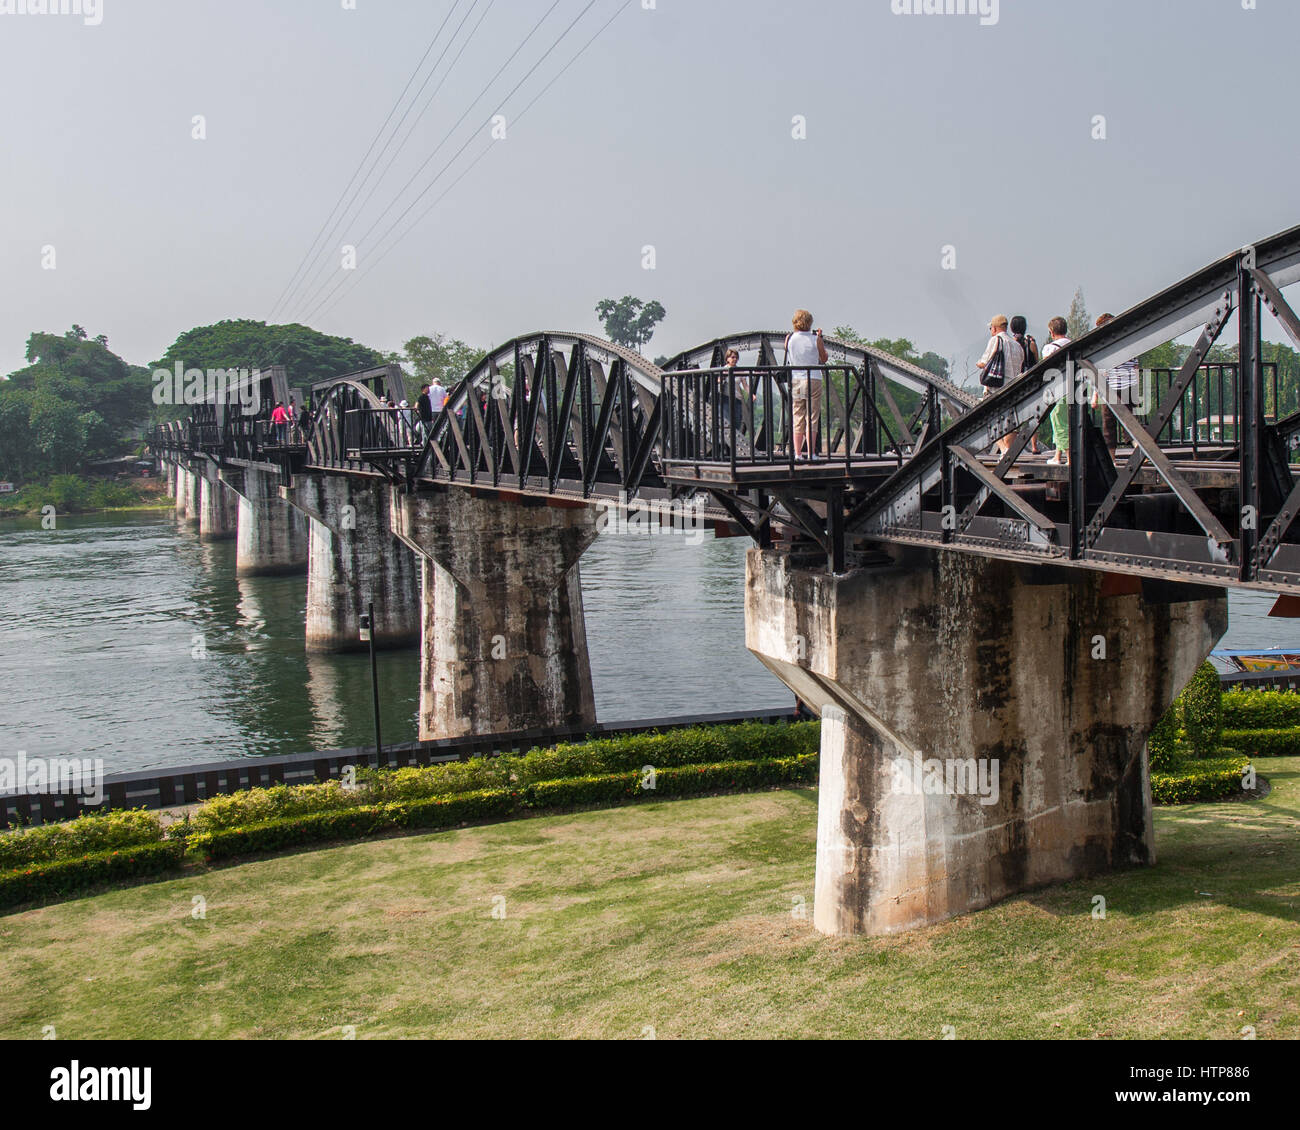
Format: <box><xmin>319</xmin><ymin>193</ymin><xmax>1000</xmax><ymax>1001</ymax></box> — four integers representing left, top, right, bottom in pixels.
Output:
<box><xmin>1150</xmin><ymin>756</ymin><xmax>1251</xmax><ymax>806</ymax></box>
<box><xmin>1222</xmin><ymin>689</ymin><xmax>1300</xmax><ymax>731</ymax></box>
<box><xmin>0</xmin><ymin>841</ymin><xmax>185</xmax><ymax>911</ymax></box>
<box><xmin>191</xmin><ymin>755</ymin><xmax>820</xmax><ymax>862</ymax></box>
<box><xmin>192</xmin><ymin>720</ymin><xmax>821</xmax><ymax>832</ymax></box>
<box><xmin>1181</xmin><ymin>661</ymin><xmax>1224</xmax><ymax>757</ymax></box>
<box><xmin>0</xmin><ymin>808</ymin><xmax>165</xmax><ymax>870</ymax></box>
<box><xmin>1218</xmin><ymin>728</ymin><xmax>1300</xmax><ymax>758</ymax></box>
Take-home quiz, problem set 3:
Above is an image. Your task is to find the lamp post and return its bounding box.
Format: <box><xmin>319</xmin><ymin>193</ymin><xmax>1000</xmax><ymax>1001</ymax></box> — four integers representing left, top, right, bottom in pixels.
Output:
<box><xmin>359</xmin><ymin>602</ymin><xmax>382</xmax><ymax>757</ymax></box>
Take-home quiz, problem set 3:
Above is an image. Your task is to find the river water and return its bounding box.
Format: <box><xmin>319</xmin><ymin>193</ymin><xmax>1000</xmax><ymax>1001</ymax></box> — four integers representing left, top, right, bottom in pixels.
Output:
<box><xmin>0</xmin><ymin>511</ymin><xmax>1291</xmax><ymax>776</ymax></box>
<box><xmin>0</xmin><ymin>511</ymin><xmax>789</xmax><ymax>774</ymax></box>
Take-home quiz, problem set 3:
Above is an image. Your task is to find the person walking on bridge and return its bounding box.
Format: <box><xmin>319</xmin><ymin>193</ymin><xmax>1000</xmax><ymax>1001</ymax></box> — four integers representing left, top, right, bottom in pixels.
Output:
<box><xmin>977</xmin><ymin>315</ymin><xmax>1024</xmax><ymax>455</ymax></box>
<box><xmin>787</xmin><ymin>309</ymin><xmax>828</xmax><ymax>460</ymax></box>
<box><xmin>1042</xmin><ymin>317</ymin><xmax>1073</xmax><ymax>464</ymax></box>
<box><xmin>270</xmin><ymin>401</ymin><xmax>288</xmax><ymax>445</ymax></box>
<box><xmin>416</xmin><ymin>384</ymin><xmax>434</xmax><ymax>441</ymax></box>
<box><xmin>1091</xmin><ymin>313</ymin><xmax>1141</xmax><ymax>461</ymax></box>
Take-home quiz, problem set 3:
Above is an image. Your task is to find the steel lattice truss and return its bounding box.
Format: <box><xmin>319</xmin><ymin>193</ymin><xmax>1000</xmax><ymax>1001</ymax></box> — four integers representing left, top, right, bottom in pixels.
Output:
<box><xmin>147</xmin><ymin>224</ymin><xmax>1300</xmax><ymax>594</ymax></box>
<box><xmin>839</xmin><ymin>228</ymin><xmax>1300</xmax><ymax>592</ymax></box>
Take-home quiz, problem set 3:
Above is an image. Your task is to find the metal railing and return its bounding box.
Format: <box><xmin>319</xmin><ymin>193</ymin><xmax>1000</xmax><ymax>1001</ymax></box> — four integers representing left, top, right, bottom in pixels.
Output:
<box><xmin>343</xmin><ymin>407</ymin><xmax>425</xmax><ymax>457</ymax></box>
<box><xmin>662</xmin><ymin>364</ymin><xmax>905</xmax><ymax>475</ymax></box>
<box><xmin>1146</xmin><ymin>361</ymin><xmax>1281</xmax><ymax>454</ymax></box>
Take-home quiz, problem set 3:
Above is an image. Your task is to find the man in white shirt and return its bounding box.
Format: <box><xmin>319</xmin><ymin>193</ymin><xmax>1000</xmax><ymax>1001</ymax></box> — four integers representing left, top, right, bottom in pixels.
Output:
<box><xmin>428</xmin><ymin>380</ymin><xmax>447</xmax><ymax>414</ymax></box>
<box><xmin>977</xmin><ymin>315</ymin><xmax>1025</xmax><ymax>454</ymax></box>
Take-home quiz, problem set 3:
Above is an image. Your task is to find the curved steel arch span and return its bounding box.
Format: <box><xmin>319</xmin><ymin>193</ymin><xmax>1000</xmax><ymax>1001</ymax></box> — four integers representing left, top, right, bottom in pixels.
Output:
<box><xmin>408</xmin><ymin>331</ymin><xmax>671</xmax><ymax>501</ymax></box>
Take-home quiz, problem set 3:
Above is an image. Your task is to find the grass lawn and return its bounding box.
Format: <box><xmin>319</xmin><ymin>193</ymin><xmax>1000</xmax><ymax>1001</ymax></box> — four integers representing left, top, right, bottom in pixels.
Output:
<box><xmin>1</xmin><ymin>759</ymin><xmax>1298</xmax><ymax>1040</ymax></box>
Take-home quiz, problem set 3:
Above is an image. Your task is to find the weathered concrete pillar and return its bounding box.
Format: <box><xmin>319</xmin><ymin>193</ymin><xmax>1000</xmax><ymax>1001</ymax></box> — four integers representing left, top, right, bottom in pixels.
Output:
<box><xmin>745</xmin><ymin>547</ymin><xmax>1227</xmax><ymax>936</ymax></box>
<box><xmin>281</xmin><ymin>473</ymin><xmax>420</xmax><ymax>653</ymax></box>
<box><xmin>221</xmin><ymin>465</ymin><xmax>307</xmax><ymax>576</ymax></box>
<box><xmin>198</xmin><ymin>466</ymin><xmax>238</xmax><ymax>542</ymax></box>
<box><xmin>390</xmin><ymin>489</ymin><xmax>599</xmax><ymax>741</ymax></box>
<box><xmin>181</xmin><ymin>464</ymin><xmax>200</xmax><ymax>524</ymax></box>
<box><xmin>162</xmin><ymin>459</ymin><xmax>175</xmax><ymax>498</ymax></box>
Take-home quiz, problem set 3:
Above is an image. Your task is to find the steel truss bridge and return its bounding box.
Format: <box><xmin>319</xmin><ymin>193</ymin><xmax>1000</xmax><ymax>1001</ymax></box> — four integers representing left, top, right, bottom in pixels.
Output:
<box><xmin>150</xmin><ymin>223</ymin><xmax>1300</xmax><ymax>596</ymax></box>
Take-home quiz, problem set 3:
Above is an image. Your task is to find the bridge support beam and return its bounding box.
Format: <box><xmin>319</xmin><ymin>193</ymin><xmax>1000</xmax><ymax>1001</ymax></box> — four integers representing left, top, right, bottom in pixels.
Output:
<box><xmin>179</xmin><ymin>463</ymin><xmax>200</xmax><ymax>525</ymax></box>
<box><xmin>745</xmin><ymin>547</ymin><xmax>1227</xmax><ymax>936</ymax></box>
<box><xmin>390</xmin><ymin>489</ymin><xmax>599</xmax><ymax>741</ymax></box>
<box><xmin>282</xmin><ymin>473</ymin><xmax>420</xmax><ymax>653</ymax></box>
<box><xmin>220</xmin><ymin>466</ymin><xmax>307</xmax><ymax>576</ymax></box>
<box><xmin>198</xmin><ymin>464</ymin><xmax>238</xmax><ymax>542</ymax></box>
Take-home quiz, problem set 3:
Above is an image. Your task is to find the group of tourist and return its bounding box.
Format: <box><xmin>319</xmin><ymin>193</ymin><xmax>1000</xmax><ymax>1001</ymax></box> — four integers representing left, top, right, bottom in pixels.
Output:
<box><xmin>268</xmin><ymin>400</ymin><xmax>310</xmax><ymax>445</ymax></box>
<box><xmin>978</xmin><ymin>310</ymin><xmax>1140</xmax><ymax>464</ymax></box>
<box><xmin>378</xmin><ymin>379</ymin><xmax>447</xmax><ymax>445</ymax></box>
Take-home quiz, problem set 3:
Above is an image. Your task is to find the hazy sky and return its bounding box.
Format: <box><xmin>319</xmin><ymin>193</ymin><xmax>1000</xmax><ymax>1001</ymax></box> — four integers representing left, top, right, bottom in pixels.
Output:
<box><xmin>1</xmin><ymin>0</ymin><xmax>1296</xmax><ymax>381</ymax></box>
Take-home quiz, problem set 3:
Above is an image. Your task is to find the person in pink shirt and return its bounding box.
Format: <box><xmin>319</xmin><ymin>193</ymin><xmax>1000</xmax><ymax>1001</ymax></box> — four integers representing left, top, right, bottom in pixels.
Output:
<box><xmin>270</xmin><ymin>401</ymin><xmax>288</xmax><ymax>444</ymax></box>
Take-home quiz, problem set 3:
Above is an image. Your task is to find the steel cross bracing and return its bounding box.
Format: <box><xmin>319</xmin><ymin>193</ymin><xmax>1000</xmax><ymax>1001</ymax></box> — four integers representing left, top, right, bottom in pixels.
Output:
<box><xmin>839</xmin><ymin>225</ymin><xmax>1300</xmax><ymax>594</ymax></box>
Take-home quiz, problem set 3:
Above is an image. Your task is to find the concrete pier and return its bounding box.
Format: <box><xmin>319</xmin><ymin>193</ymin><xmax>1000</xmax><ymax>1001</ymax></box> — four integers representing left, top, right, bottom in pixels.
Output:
<box><xmin>745</xmin><ymin>547</ymin><xmax>1227</xmax><ymax>936</ymax></box>
<box><xmin>391</xmin><ymin>489</ymin><xmax>599</xmax><ymax>741</ymax></box>
<box><xmin>181</xmin><ymin>464</ymin><xmax>200</xmax><ymax>524</ymax></box>
<box><xmin>282</xmin><ymin>473</ymin><xmax>420</xmax><ymax>653</ymax></box>
<box><xmin>198</xmin><ymin>466</ymin><xmax>238</xmax><ymax>542</ymax></box>
<box><xmin>222</xmin><ymin>465</ymin><xmax>307</xmax><ymax>576</ymax></box>
<box><xmin>162</xmin><ymin>459</ymin><xmax>175</xmax><ymax>498</ymax></box>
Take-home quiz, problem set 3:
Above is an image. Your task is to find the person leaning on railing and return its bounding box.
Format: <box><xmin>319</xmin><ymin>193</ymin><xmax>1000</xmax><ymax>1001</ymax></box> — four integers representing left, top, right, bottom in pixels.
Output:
<box><xmin>787</xmin><ymin>309</ymin><xmax>828</xmax><ymax>460</ymax></box>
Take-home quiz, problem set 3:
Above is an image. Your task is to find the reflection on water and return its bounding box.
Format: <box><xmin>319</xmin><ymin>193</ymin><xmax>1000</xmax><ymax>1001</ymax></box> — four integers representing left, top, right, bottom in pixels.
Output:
<box><xmin>0</xmin><ymin>512</ymin><xmax>788</xmax><ymax>774</ymax></box>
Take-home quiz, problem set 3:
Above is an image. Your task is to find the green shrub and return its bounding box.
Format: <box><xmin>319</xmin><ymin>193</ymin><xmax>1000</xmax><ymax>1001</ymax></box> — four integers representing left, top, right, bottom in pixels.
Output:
<box><xmin>190</xmin><ymin>753</ymin><xmax>820</xmax><ymax>862</ymax></box>
<box><xmin>1222</xmin><ymin>689</ymin><xmax>1300</xmax><ymax>731</ymax></box>
<box><xmin>1150</xmin><ymin>755</ymin><xmax>1249</xmax><ymax>805</ymax></box>
<box><xmin>1147</xmin><ymin>705</ymin><xmax>1181</xmax><ymax>773</ymax></box>
<box><xmin>0</xmin><ymin>809</ymin><xmax>165</xmax><ymax>870</ymax></box>
<box><xmin>0</xmin><ymin>841</ymin><xmax>184</xmax><ymax>911</ymax></box>
<box><xmin>1180</xmin><ymin>661</ymin><xmax>1224</xmax><ymax>758</ymax></box>
<box><xmin>1218</xmin><ymin>728</ymin><xmax>1300</xmax><ymax>758</ymax></box>
<box><xmin>192</xmin><ymin>721</ymin><xmax>821</xmax><ymax>831</ymax></box>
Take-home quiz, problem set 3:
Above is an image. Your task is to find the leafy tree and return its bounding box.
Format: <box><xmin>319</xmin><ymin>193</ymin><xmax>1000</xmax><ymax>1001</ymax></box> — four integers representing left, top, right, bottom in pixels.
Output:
<box><xmin>152</xmin><ymin>320</ymin><xmax>385</xmax><ymax>394</ymax></box>
<box><xmin>400</xmin><ymin>333</ymin><xmax>483</xmax><ymax>388</ymax></box>
<box><xmin>1066</xmin><ymin>287</ymin><xmax>1091</xmax><ymax>340</ymax></box>
<box><xmin>1</xmin><ymin>328</ymin><xmax>152</xmax><ymax>481</ymax></box>
<box><xmin>595</xmin><ymin>297</ymin><xmax>666</xmax><ymax>352</ymax></box>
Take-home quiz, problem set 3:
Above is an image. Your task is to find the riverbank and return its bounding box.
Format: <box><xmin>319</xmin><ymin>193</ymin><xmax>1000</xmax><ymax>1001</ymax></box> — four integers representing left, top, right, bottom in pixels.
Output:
<box><xmin>0</xmin><ymin>475</ymin><xmax>169</xmax><ymax>518</ymax></box>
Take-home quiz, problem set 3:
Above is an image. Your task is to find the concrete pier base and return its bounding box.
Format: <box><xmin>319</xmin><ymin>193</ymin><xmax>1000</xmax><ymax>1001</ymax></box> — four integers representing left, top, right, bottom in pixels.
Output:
<box><xmin>162</xmin><ymin>459</ymin><xmax>175</xmax><ymax>498</ymax></box>
<box><xmin>745</xmin><ymin>547</ymin><xmax>1227</xmax><ymax>936</ymax></box>
<box><xmin>223</xmin><ymin>466</ymin><xmax>307</xmax><ymax>576</ymax></box>
<box><xmin>198</xmin><ymin>468</ymin><xmax>238</xmax><ymax>541</ymax></box>
<box><xmin>282</xmin><ymin>473</ymin><xmax>420</xmax><ymax>653</ymax></box>
<box><xmin>181</xmin><ymin>465</ymin><xmax>200</xmax><ymax>524</ymax></box>
<box><xmin>391</xmin><ymin>489</ymin><xmax>599</xmax><ymax>741</ymax></box>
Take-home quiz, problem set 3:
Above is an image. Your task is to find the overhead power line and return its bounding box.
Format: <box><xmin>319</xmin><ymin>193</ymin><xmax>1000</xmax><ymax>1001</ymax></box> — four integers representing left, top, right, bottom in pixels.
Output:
<box><xmin>304</xmin><ymin>0</ymin><xmax>628</xmax><ymax>326</ymax></box>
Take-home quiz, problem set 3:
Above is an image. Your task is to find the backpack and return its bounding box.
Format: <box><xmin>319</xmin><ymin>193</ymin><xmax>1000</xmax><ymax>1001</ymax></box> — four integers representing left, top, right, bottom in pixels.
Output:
<box><xmin>1015</xmin><ymin>332</ymin><xmax>1038</xmax><ymax>370</ymax></box>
